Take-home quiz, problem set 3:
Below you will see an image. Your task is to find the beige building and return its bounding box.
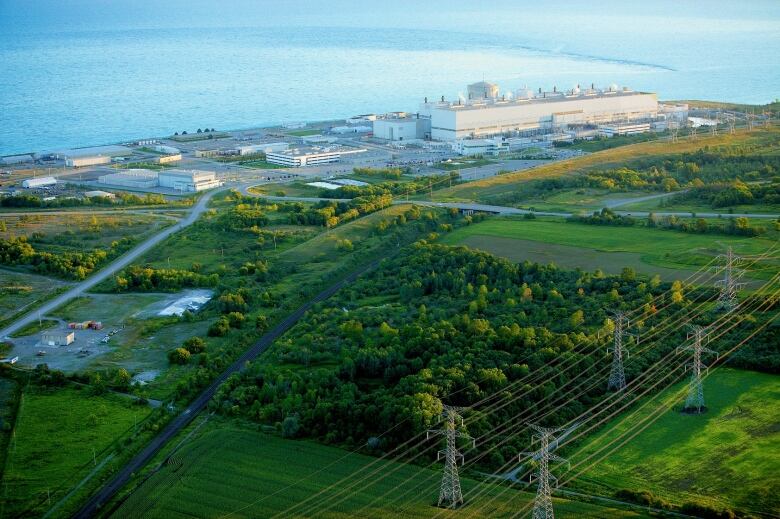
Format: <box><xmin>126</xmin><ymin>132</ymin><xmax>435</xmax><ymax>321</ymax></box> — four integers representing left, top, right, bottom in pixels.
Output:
<box><xmin>41</xmin><ymin>330</ymin><xmax>75</xmax><ymax>346</ymax></box>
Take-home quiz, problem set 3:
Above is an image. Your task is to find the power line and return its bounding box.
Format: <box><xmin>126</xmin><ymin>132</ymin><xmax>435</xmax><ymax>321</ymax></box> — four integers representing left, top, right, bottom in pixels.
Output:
<box><xmin>678</xmin><ymin>324</ymin><xmax>718</xmax><ymax>413</ymax></box>
<box><xmin>518</xmin><ymin>424</ymin><xmax>570</xmax><ymax>519</ymax></box>
<box><xmin>427</xmin><ymin>405</ymin><xmax>474</xmax><ymax>508</ymax></box>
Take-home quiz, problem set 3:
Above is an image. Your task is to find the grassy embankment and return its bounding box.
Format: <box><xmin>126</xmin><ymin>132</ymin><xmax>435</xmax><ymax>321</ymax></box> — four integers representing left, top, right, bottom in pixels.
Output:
<box><xmin>440</xmin><ymin>217</ymin><xmax>780</xmax><ymax>283</ymax></box>
<box><xmin>110</xmin><ymin>422</ymin><xmax>651</xmax><ymax>519</ymax></box>
<box><xmin>571</xmin><ymin>369</ymin><xmax>780</xmax><ymax>517</ymax></box>
<box><xmin>431</xmin><ymin>127</ymin><xmax>780</xmax><ymax>210</ymax></box>
<box><xmin>0</xmin><ymin>269</ymin><xmax>71</xmax><ymax>329</ymax></box>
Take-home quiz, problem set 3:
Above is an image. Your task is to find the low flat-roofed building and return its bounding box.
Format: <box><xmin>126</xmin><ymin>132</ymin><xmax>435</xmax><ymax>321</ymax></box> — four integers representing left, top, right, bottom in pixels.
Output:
<box><xmin>236</xmin><ymin>143</ymin><xmax>289</xmax><ymax>155</ymax></box>
<box><xmin>67</xmin><ymin>155</ymin><xmax>112</xmax><ymax>167</ymax></box>
<box><xmin>157</xmin><ymin>153</ymin><xmax>182</xmax><ymax>164</ymax></box>
<box><xmin>451</xmin><ymin>138</ymin><xmax>506</xmax><ymax>156</ymax></box>
<box><xmin>41</xmin><ymin>330</ymin><xmax>75</xmax><ymax>346</ymax></box>
<box><xmin>266</xmin><ymin>146</ymin><xmax>365</xmax><ymax>167</ymax></box>
<box><xmin>98</xmin><ymin>169</ymin><xmax>159</xmax><ymax>188</ymax></box>
<box><xmin>1</xmin><ymin>154</ymin><xmax>34</xmax><ymax>165</ymax></box>
<box><xmin>158</xmin><ymin>169</ymin><xmax>222</xmax><ymax>192</ymax></box>
<box><xmin>54</xmin><ymin>145</ymin><xmax>133</xmax><ymax>160</ymax></box>
<box><xmin>599</xmin><ymin>122</ymin><xmax>652</xmax><ymax>136</ymax></box>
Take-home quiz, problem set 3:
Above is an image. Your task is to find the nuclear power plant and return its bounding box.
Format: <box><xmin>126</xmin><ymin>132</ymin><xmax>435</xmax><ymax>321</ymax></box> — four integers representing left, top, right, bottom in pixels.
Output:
<box><xmin>373</xmin><ymin>81</ymin><xmax>672</xmax><ymax>145</ymax></box>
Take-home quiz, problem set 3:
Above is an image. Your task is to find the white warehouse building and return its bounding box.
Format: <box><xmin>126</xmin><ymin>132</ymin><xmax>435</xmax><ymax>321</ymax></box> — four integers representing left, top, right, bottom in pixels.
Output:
<box><xmin>421</xmin><ymin>83</ymin><xmax>658</xmax><ymax>140</ymax></box>
<box><xmin>159</xmin><ymin>170</ymin><xmax>222</xmax><ymax>192</ymax></box>
<box><xmin>22</xmin><ymin>176</ymin><xmax>57</xmax><ymax>188</ymax></box>
<box><xmin>373</xmin><ymin>116</ymin><xmax>431</xmax><ymax>141</ymax></box>
<box><xmin>98</xmin><ymin>169</ymin><xmax>159</xmax><ymax>188</ymax></box>
<box><xmin>266</xmin><ymin>146</ymin><xmax>365</xmax><ymax>167</ymax></box>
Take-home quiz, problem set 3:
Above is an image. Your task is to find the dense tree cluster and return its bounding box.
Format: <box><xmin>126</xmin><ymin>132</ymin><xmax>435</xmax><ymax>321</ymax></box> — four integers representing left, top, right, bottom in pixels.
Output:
<box><xmin>285</xmin><ymin>195</ymin><xmax>393</xmax><ymax>227</ymax></box>
<box><xmin>317</xmin><ymin>172</ymin><xmax>459</xmax><ymax>199</ymax></box>
<box><xmin>211</xmin><ymin>242</ymin><xmax>777</xmax><ymax>464</ymax></box>
<box><xmin>568</xmin><ymin>209</ymin><xmax>767</xmax><ymax>236</ymax></box>
<box><xmin>0</xmin><ymin>235</ymin><xmax>134</xmax><ymax>280</ymax></box>
<box><xmin>0</xmin><ymin>192</ymin><xmax>170</xmax><ymax>208</ymax></box>
<box><xmin>114</xmin><ymin>265</ymin><xmax>219</xmax><ymax>291</ymax></box>
<box><xmin>569</xmin><ymin>208</ymin><xmax>637</xmax><ymax>226</ymax></box>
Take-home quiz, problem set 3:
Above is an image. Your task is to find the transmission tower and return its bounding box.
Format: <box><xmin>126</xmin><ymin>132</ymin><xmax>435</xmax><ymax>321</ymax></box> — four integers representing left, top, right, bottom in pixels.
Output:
<box><xmin>607</xmin><ymin>311</ymin><xmax>639</xmax><ymax>391</ymax></box>
<box><xmin>670</xmin><ymin>126</ymin><xmax>679</xmax><ymax>143</ymax></box>
<box><xmin>677</xmin><ymin>325</ymin><xmax>718</xmax><ymax>413</ymax></box>
<box><xmin>712</xmin><ymin>247</ymin><xmax>746</xmax><ymax>312</ymax></box>
<box><xmin>427</xmin><ymin>405</ymin><xmax>474</xmax><ymax>509</ymax></box>
<box><xmin>690</xmin><ymin>126</ymin><xmax>698</xmax><ymax>141</ymax></box>
<box><xmin>727</xmin><ymin>113</ymin><xmax>736</xmax><ymax>134</ymax></box>
<box><xmin>519</xmin><ymin>424</ymin><xmax>570</xmax><ymax>519</ymax></box>
<box><xmin>711</xmin><ymin>110</ymin><xmax>719</xmax><ymax>136</ymax></box>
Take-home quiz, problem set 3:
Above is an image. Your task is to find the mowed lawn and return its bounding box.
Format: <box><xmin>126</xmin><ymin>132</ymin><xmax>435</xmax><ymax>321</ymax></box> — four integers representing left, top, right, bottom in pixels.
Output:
<box><xmin>112</xmin><ymin>425</ymin><xmax>651</xmax><ymax>519</ymax></box>
<box><xmin>572</xmin><ymin>369</ymin><xmax>780</xmax><ymax>517</ymax></box>
<box><xmin>1</xmin><ymin>386</ymin><xmax>151</xmax><ymax>518</ymax></box>
<box><xmin>440</xmin><ymin>217</ymin><xmax>780</xmax><ymax>282</ymax></box>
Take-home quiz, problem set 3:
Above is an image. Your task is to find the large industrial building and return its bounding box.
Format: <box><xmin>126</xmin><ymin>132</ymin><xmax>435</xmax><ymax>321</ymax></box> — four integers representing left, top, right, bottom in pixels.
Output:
<box><xmin>372</xmin><ymin>114</ymin><xmax>431</xmax><ymax>141</ymax></box>
<box><xmin>419</xmin><ymin>82</ymin><xmax>658</xmax><ymax>140</ymax></box>
<box><xmin>158</xmin><ymin>170</ymin><xmax>222</xmax><ymax>192</ymax></box>
<box><xmin>98</xmin><ymin>169</ymin><xmax>159</xmax><ymax>188</ymax></box>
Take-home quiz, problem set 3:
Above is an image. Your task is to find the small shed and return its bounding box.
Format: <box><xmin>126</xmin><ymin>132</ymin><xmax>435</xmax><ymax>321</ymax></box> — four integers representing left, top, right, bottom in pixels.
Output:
<box><xmin>41</xmin><ymin>330</ymin><xmax>75</xmax><ymax>346</ymax></box>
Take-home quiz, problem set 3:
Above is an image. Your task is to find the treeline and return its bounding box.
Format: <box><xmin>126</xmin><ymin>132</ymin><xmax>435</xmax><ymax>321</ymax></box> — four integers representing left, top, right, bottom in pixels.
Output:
<box><xmin>0</xmin><ymin>235</ymin><xmax>135</xmax><ymax>280</ymax></box>
<box><xmin>115</xmin><ymin>264</ymin><xmax>219</xmax><ymax>291</ymax></box>
<box><xmin>317</xmin><ymin>172</ymin><xmax>459</xmax><ymax>199</ymax></box>
<box><xmin>567</xmin><ymin>208</ymin><xmax>769</xmax><ymax>237</ymax></box>
<box><xmin>352</xmin><ymin>167</ymin><xmax>410</xmax><ymax>180</ymax></box>
<box><xmin>0</xmin><ymin>192</ymin><xmax>172</xmax><ymax>208</ymax></box>
<box><xmin>284</xmin><ymin>195</ymin><xmax>393</xmax><ymax>227</ymax></box>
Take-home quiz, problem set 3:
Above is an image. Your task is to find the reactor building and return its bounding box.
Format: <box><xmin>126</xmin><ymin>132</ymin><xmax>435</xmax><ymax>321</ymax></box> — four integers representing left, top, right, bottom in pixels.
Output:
<box><xmin>414</xmin><ymin>81</ymin><xmax>659</xmax><ymax>141</ymax></box>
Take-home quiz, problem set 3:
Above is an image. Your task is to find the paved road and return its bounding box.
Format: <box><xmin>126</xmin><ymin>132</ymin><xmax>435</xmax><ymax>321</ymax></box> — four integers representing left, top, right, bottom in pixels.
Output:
<box><xmin>72</xmin><ymin>258</ymin><xmax>383</xmax><ymax>519</ymax></box>
<box><xmin>245</xmin><ymin>192</ymin><xmax>780</xmax><ymax>220</ymax></box>
<box><xmin>0</xmin><ymin>188</ymin><xmax>223</xmax><ymax>340</ymax></box>
<box><xmin>603</xmin><ymin>190</ymin><xmax>685</xmax><ymax>209</ymax></box>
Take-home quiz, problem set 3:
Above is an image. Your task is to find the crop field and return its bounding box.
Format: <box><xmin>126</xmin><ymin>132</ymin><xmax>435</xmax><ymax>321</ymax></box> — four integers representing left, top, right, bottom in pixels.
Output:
<box><xmin>0</xmin><ymin>269</ymin><xmax>71</xmax><ymax>328</ymax></box>
<box><xmin>439</xmin><ymin>217</ymin><xmax>780</xmax><ymax>282</ymax></box>
<box><xmin>1</xmin><ymin>385</ymin><xmax>152</xmax><ymax>518</ymax></box>
<box><xmin>111</xmin><ymin>424</ymin><xmax>651</xmax><ymax>519</ymax></box>
<box><xmin>572</xmin><ymin>369</ymin><xmax>780</xmax><ymax>517</ymax></box>
<box><xmin>432</xmin><ymin>127</ymin><xmax>780</xmax><ymax>203</ymax></box>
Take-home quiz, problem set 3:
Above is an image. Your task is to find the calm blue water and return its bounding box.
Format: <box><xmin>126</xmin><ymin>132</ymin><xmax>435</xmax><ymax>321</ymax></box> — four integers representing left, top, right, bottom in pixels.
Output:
<box><xmin>1</xmin><ymin>0</ymin><xmax>779</xmax><ymax>155</ymax></box>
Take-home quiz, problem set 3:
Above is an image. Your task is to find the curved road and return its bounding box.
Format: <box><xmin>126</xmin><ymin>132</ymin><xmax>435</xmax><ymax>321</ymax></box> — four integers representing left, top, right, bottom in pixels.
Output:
<box><xmin>0</xmin><ymin>188</ymin><xmax>223</xmax><ymax>339</ymax></box>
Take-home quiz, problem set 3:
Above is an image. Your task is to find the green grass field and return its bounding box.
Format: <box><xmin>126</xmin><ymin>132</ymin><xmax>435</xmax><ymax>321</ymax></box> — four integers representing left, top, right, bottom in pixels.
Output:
<box><xmin>1</xmin><ymin>385</ymin><xmax>152</xmax><ymax>518</ymax></box>
<box><xmin>572</xmin><ymin>369</ymin><xmax>780</xmax><ymax>517</ymax></box>
<box><xmin>111</xmin><ymin>423</ymin><xmax>651</xmax><ymax>519</ymax></box>
<box><xmin>440</xmin><ymin>217</ymin><xmax>780</xmax><ymax>282</ymax></box>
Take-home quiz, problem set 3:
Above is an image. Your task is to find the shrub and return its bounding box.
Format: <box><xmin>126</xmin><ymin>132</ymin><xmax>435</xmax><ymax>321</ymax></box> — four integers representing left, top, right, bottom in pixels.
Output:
<box><xmin>208</xmin><ymin>317</ymin><xmax>230</xmax><ymax>337</ymax></box>
<box><xmin>183</xmin><ymin>336</ymin><xmax>206</xmax><ymax>354</ymax></box>
<box><xmin>168</xmin><ymin>348</ymin><xmax>191</xmax><ymax>365</ymax></box>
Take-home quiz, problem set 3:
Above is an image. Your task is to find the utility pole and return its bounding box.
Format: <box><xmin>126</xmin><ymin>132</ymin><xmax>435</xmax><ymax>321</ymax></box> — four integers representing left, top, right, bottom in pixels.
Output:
<box><xmin>712</xmin><ymin>247</ymin><xmax>745</xmax><ymax>312</ymax></box>
<box><xmin>427</xmin><ymin>405</ymin><xmax>474</xmax><ymax>509</ymax></box>
<box><xmin>519</xmin><ymin>424</ymin><xmax>570</xmax><ymax>519</ymax></box>
<box><xmin>607</xmin><ymin>311</ymin><xmax>639</xmax><ymax>391</ymax></box>
<box><xmin>677</xmin><ymin>325</ymin><xmax>718</xmax><ymax>413</ymax></box>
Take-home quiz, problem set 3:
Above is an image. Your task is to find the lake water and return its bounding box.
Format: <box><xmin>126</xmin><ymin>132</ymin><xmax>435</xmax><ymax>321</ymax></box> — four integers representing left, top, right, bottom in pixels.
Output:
<box><xmin>1</xmin><ymin>0</ymin><xmax>778</xmax><ymax>155</ymax></box>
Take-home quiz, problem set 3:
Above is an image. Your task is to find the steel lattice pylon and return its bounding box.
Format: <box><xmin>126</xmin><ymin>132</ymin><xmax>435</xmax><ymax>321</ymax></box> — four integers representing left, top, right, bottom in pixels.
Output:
<box><xmin>678</xmin><ymin>325</ymin><xmax>719</xmax><ymax>413</ymax></box>
<box><xmin>713</xmin><ymin>247</ymin><xmax>746</xmax><ymax>312</ymax></box>
<box><xmin>427</xmin><ymin>405</ymin><xmax>474</xmax><ymax>509</ymax></box>
<box><xmin>607</xmin><ymin>311</ymin><xmax>639</xmax><ymax>391</ymax></box>
<box><xmin>519</xmin><ymin>424</ymin><xmax>570</xmax><ymax>519</ymax></box>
